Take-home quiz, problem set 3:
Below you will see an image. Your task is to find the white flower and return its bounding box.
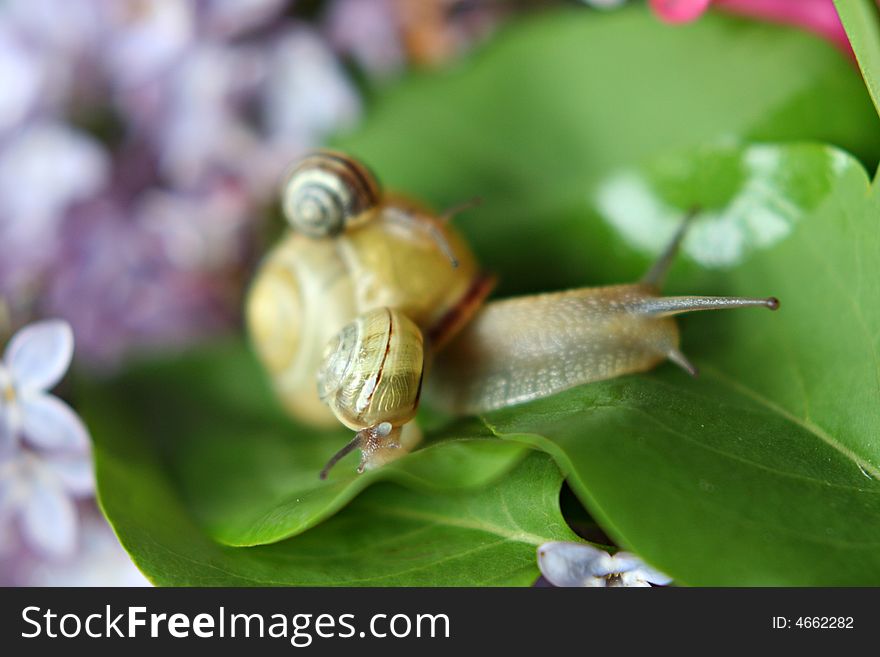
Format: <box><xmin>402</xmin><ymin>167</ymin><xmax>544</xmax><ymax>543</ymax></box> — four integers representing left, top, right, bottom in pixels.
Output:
<box><xmin>10</xmin><ymin>506</ymin><xmax>150</xmax><ymax>587</ymax></box>
<box><xmin>0</xmin><ymin>320</ymin><xmax>88</xmax><ymax>454</ymax></box>
<box><xmin>0</xmin><ymin>320</ymin><xmax>93</xmax><ymax>558</ymax></box>
<box><xmin>537</xmin><ymin>541</ymin><xmax>672</xmax><ymax>587</ymax></box>
<box><xmin>0</xmin><ymin>451</ymin><xmax>92</xmax><ymax>559</ymax></box>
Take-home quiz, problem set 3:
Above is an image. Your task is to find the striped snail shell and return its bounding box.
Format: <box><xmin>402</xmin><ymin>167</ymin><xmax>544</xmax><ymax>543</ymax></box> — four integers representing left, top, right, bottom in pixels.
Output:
<box><xmin>317</xmin><ymin>307</ymin><xmax>425</xmax><ymax>432</ymax></box>
<box><xmin>282</xmin><ymin>151</ymin><xmax>381</xmax><ymax>237</ymax></box>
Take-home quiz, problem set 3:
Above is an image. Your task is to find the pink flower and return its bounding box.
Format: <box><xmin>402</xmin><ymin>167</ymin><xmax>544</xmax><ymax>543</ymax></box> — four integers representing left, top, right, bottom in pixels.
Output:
<box><xmin>650</xmin><ymin>0</ymin><xmax>713</xmax><ymax>23</ymax></box>
<box><xmin>650</xmin><ymin>0</ymin><xmax>852</xmax><ymax>53</ymax></box>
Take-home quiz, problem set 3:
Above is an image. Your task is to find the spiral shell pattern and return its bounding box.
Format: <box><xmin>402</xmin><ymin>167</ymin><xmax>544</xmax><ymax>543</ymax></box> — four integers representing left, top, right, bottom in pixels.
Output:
<box><xmin>317</xmin><ymin>307</ymin><xmax>424</xmax><ymax>431</ymax></box>
<box><xmin>282</xmin><ymin>151</ymin><xmax>381</xmax><ymax>237</ymax></box>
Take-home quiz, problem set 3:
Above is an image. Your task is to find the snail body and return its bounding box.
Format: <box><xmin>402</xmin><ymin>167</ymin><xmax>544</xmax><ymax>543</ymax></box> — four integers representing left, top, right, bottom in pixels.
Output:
<box><xmin>427</xmin><ymin>283</ymin><xmax>777</xmax><ymax>415</ymax></box>
<box><xmin>427</xmin><ymin>284</ymin><xmax>676</xmax><ymax>414</ymax></box>
<box><xmin>246</xmin><ymin>151</ymin><xmax>490</xmax><ymax>427</ymax></box>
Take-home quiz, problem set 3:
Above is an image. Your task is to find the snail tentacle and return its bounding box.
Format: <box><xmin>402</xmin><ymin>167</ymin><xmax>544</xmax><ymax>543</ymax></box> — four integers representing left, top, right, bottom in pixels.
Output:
<box><xmin>440</xmin><ymin>196</ymin><xmax>483</xmax><ymax>222</ymax></box>
<box><xmin>383</xmin><ymin>206</ymin><xmax>461</xmax><ymax>268</ymax></box>
<box><xmin>640</xmin><ymin>208</ymin><xmax>696</xmax><ymax>287</ymax></box>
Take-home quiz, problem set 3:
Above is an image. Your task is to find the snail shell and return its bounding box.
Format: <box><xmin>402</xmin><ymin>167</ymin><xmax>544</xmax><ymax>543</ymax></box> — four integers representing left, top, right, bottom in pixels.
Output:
<box><xmin>281</xmin><ymin>151</ymin><xmax>381</xmax><ymax>237</ymax></box>
<box><xmin>337</xmin><ymin>196</ymin><xmax>494</xmax><ymax>345</ymax></box>
<box><xmin>317</xmin><ymin>307</ymin><xmax>425</xmax><ymax>431</ymax></box>
<box><xmin>246</xmin><ymin>234</ymin><xmax>356</xmax><ymax>425</ymax></box>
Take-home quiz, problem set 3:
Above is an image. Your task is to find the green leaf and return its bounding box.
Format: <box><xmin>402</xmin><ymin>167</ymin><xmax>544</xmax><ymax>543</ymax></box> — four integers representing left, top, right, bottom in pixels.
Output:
<box><xmin>834</xmin><ymin>0</ymin><xmax>880</xmax><ymax>118</ymax></box>
<box><xmin>479</xmin><ymin>142</ymin><xmax>880</xmax><ymax>585</ymax></box>
<box><xmin>92</xmin><ymin>391</ymin><xmax>574</xmax><ymax>585</ymax></box>
<box><xmin>81</xmin><ymin>344</ymin><xmax>526</xmax><ymax>547</ymax></box>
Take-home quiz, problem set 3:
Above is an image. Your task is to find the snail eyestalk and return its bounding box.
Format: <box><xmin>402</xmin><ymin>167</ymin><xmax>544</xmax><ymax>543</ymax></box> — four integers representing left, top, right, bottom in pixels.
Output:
<box><xmin>440</xmin><ymin>196</ymin><xmax>483</xmax><ymax>222</ymax></box>
<box><xmin>424</xmin><ymin>222</ymin><xmax>460</xmax><ymax>269</ymax></box>
<box><xmin>319</xmin><ymin>422</ymin><xmax>401</xmax><ymax>480</ymax></box>
<box><xmin>641</xmin><ymin>208</ymin><xmax>699</xmax><ymax>288</ymax></box>
<box><xmin>385</xmin><ymin>207</ymin><xmax>462</xmax><ymax>268</ymax></box>
<box><xmin>636</xmin><ymin>209</ymin><xmax>779</xmax><ymax>317</ymax></box>
<box><xmin>426</xmin><ymin>196</ymin><xmax>482</xmax><ymax>268</ymax></box>
<box><xmin>319</xmin><ymin>434</ymin><xmax>362</xmax><ymax>480</ymax></box>
<box><xmin>636</xmin><ymin>295</ymin><xmax>779</xmax><ymax>317</ymax></box>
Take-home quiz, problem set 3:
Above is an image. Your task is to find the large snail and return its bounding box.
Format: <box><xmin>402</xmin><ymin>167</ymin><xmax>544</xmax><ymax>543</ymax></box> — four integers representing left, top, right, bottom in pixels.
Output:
<box><xmin>246</xmin><ymin>151</ymin><xmax>492</xmax><ymax>427</ymax></box>
<box><xmin>247</xmin><ymin>152</ymin><xmax>778</xmax><ymax>477</ymax></box>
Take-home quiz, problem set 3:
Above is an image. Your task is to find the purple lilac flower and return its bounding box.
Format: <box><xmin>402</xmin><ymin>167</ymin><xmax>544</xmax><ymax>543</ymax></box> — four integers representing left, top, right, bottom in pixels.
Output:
<box><xmin>42</xmin><ymin>193</ymin><xmax>247</xmax><ymax>367</ymax></box>
<box><xmin>0</xmin><ymin>1</ymin><xmax>363</xmax><ymax>367</ymax></box>
<box><xmin>147</xmin><ymin>41</ymin><xmax>268</xmax><ymax>189</ymax></box>
<box><xmin>0</xmin><ymin>23</ymin><xmax>44</xmax><ymax>133</ymax></box>
<box><xmin>196</xmin><ymin>0</ymin><xmax>291</xmax><ymax>40</ymax></box>
<box><xmin>0</xmin><ymin>121</ymin><xmax>109</xmax><ymax>299</ymax></box>
<box><xmin>325</xmin><ymin>0</ymin><xmax>407</xmax><ymax>79</ymax></box>
<box><xmin>262</xmin><ymin>27</ymin><xmax>362</xmax><ymax>161</ymax></box>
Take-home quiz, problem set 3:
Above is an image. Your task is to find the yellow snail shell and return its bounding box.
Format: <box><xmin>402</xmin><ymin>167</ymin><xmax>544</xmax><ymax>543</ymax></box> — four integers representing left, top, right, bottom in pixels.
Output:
<box><xmin>246</xmin><ymin>234</ymin><xmax>356</xmax><ymax>425</ymax></box>
<box><xmin>317</xmin><ymin>307</ymin><xmax>424</xmax><ymax>432</ymax></box>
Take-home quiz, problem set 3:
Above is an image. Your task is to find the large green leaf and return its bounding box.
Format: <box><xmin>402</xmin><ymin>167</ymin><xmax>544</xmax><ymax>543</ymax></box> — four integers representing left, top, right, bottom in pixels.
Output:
<box><xmin>478</xmin><ymin>141</ymin><xmax>880</xmax><ymax>585</ymax></box>
<box><xmin>90</xmin><ymin>393</ymin><xmax>573</xmax><ymax>585</ymax></box>
<box><xmin>83</xmin><ymin>344</ymin><xmax>525</xmax><ymax>547</ymax></box>
<box><xmin>337</xmin><ymin>7</ymin><xmax>880</xmax><ymax>296</ymax></box>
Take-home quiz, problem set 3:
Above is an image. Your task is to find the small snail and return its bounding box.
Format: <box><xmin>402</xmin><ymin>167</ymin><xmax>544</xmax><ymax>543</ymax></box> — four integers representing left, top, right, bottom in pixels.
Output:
<box><xmin>281</xmin><ymin>151</ymin><xmax>380</xmax><ymax>238</ymax></box>
<box><xmin>246</xmin><ymin>151</ymin><xmax>492</xmax><ymax>427</ymax></box>
<box><xmin>315</xmin><ymin>307</ymin><xmax>425</xmax><ymax>478</ymax></box>
<box><xmin>248</xmin><ymin>152</ymin><xmax>779</xmax><ymax>478</ymax></box>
